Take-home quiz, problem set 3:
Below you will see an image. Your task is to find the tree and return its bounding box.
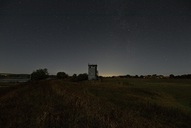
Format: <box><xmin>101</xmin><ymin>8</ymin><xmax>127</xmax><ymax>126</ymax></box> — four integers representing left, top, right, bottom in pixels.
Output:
<box><xmin>57</xmin><ymin>72</ymin><xmax>68</xmax><ymax>79</ymax></box>
<box><xmin>126</xmin><ymin>74</ymin><xmax>131</xmax><ymax>78</ymax></box>
<box><xmin>169</xmin><ymin>74</ymin><xmax>175</xmax><ymax>79</ymax></box>
<box><xmin>31</xmin><ymin>68</ymin><xmax>49</xmax><ymax>80</ymax></box>
<box><xmin>152</xmin><ymin>74</ymin><xmax>157</xmax><ymax>78</ymax></box>
<box><xmin>71</xmin><ymin>74</ymin><xmax>77</xmax><ymax>82</ymax></box>
<box><xmin>71</xmin><ymin>73</ymin><xmax>88</xmax><ymax>82</ymax></box>
<box><xmin>140</xmin><ymin>75</ymin><xmax>144</xmax><ymax>78</ymax></box>
<box><xmin>134</xmin><ymin>75</ymin><xmax>139</xmax><ymax>78</ymax></box>
<box><xmin>77</xmin><ymin>73</ymin><xmax>88</xmax><ymax>81</ymax></box>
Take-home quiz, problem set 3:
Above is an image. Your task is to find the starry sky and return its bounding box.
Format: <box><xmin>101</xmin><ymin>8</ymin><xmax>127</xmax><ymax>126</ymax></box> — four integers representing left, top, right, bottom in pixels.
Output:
<box><xmin>1</xmin><ymin>0</ymin><xmax>191</xmax><ymax>76</ymax></box>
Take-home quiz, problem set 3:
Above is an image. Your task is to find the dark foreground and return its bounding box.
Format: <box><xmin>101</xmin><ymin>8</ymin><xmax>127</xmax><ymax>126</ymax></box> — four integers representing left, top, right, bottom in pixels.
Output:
<box><xmin>0</xmin><ymin>79</ymin><xmax>191</xmax><ymax>128</ymax></box>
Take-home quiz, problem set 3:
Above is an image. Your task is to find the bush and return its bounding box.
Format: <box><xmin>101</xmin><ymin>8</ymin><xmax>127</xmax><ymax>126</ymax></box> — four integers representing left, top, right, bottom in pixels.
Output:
<box><xmin>31</xmin><ymin>68</ymin><xmax>49</xmax><ymax>80</ymax></box>
<box><xmin>71</xmin><ymin>74</ymin><xmax>78</xmax><ymax>82</ymax></box>
<box><xmin>77</xmin><ymin>73</ymin><xmax>88</xmax><ymax>81</ymax></box>
<box><xmin>169</xmin><ymin>74</ymin><xmax>175</xmax><ymax>79</ymax></box>
<box><xmin>71</xmin><ymin>73</ymin><xmax>88</xmax><ymax>82</ymax></box>
<box><xmin>57</xmin><ymin>72</ymin><xmax>68</xmax><ymax>79</ymax></box>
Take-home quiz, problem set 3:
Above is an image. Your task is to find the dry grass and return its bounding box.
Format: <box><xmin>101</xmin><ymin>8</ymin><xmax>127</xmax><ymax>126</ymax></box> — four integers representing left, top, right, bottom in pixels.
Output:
<box><xmin>0</xmin><ymin>79</ymin><xmax>191</xmax><ymax>128</ymax></box>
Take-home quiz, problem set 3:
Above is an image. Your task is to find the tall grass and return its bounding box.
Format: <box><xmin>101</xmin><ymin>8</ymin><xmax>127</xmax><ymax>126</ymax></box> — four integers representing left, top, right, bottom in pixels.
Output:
<box><xmin>0</xmin><ymin>79</ymin><xmax>191</xmax><ymax>128</ymax></box>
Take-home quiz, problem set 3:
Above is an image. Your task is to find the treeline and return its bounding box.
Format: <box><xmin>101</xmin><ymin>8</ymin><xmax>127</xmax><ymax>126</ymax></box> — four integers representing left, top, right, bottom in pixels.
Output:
<box><xmin>113</xmin><ymin>74</ymin><xmax>163</xmax><ymax>79</ymax></box>
<box><xmin>30</xmin><ymin>68</ymin><xmax>88</xmax><ymax>82</ymax></box>
<box><xmin>115</xmin><ymin>74</ymin><xmax>191</xmax><ymax>79</ymax></box>
<box><xmin>54</xmin><ymin>72</ymin><xmax>88</xmax><ymax>82</ymax></box>
<box><xmin>1</xmin><ymin>68</ymin><xmax>191</xmax><ymax>81</ymax></box>
<box><xmin>169</xmin><ymin>74</ymin><xmax>191</xmax><ymax>79</ymax></box>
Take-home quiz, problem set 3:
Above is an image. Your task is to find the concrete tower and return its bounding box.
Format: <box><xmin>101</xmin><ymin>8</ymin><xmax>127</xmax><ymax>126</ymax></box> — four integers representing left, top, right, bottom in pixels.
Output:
<box><xmin>88</xmin><ymin>64</ymin><xmax>98</xmax><ymax>80</ymax></box>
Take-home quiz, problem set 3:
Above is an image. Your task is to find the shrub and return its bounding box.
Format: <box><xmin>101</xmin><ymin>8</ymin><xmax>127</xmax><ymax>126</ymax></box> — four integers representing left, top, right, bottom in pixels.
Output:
<box><xmin>31</xmin><ymin>68</ymin><xmax>49</xmax><ymax>80</ymax></box>
<box><xmin>57</xmin><ymin>72</ymin><xmax>68</xmax><ymax>79</ymax></box>
<box><xmin>71</xmin><ymin>73</ymin><xmax>88</xmax><ymax>82</ymax></box>
<box><xmin>77</xmin><ymin>73</ymin><xmax>88</xmax><ymax>81</ymax></box>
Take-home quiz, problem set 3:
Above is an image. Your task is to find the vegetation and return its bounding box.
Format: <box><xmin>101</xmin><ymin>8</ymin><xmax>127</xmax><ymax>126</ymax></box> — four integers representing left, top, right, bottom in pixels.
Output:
<box><xmin>118</xmin><ymin>74</ymin><xmax>191</xmax><ymax>79</ymax></box>
<box><xmin>56</xmin><ymin>72</ymin><xmax>68</xmax><ymax>79</ymax></box>
<box><xmin>77</xmin><ymin>73</ymin><xmax>88</xmax><ymax>81</ymax></box>
<box><xmin>0</xmin><ymin>78</ymin><xmax>191</xmax><ymax>128</ymax></box>
<box><xmin>71</xmin><ymin>73</ymin><xmax>88</xmax><ymax>82</ymax></box>
<box><xmin>31</xmin><ymin>68</ymin><xmax>49</xmax><ymax>80</ymax></box>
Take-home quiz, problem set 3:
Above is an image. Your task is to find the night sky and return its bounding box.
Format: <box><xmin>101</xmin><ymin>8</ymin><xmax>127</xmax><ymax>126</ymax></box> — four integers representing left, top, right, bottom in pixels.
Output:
<box><xmin>1</xmin><ymin>0</ymin><xmax>191</xmax><ymax>76</ymax></box>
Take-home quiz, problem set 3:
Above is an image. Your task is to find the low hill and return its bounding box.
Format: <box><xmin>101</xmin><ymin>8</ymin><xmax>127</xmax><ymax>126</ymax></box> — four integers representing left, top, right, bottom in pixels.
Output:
<box><xmin>0</xmin><ymin>79</ymin><xmax>191</xmax><ymax>128</ymax></box>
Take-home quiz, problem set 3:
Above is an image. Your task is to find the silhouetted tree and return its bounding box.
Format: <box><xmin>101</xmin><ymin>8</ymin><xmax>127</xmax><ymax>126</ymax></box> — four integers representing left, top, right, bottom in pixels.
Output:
<box><xmin>77</xmin><ymin>73</ymin><xmax>88</xmax><ymax>81</ymax></box>
<box><xmin>71</xmin><ymin>73</ymin><xmax>88</xmax><ymax>82</ymax></box>
<box><xmin>31</xmin><ymin>68</ymin><xmax>49</xmax><ymax>80</ymax></box>
<box><xmin>126</xmin><ymin>74</ymin><xmax>131</xmax><ymax>78</ymax></box>
<box><xmin>169</xmin><ymin>74</ymin><xmax>175</xmax><ymax>79</ymax></box>
<box><xmin>140</xmin><ymin>75</ymin><xmax>144</xmax><ymax>78</ymax></box>
<box><xmin>57</xmin><ymin>72</ymin><xmax>68</xmax><ymax>79</ymax></box>
<box><xmin>71</xmin><ymin>74</ymin><xmax>78</xmax><ymax>82</ymax></box>
<box><xmin>177</xmin><ymin>74</ymin><xmax>191</xmax><ymax>79</ymax></box>
<box><xmin>134</xmin><ymin>75</ymin><xmax>139</xmax><ymax>78</ymax></box>
<box><xmin>152</xmin><ymin>74</ymin><xmax>157</xmax><ymax>78</ymax></box>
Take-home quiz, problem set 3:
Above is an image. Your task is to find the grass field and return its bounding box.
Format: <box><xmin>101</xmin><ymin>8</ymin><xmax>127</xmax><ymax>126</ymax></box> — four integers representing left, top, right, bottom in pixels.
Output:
<box><xmin>0</xmin><ymin>78</ymin><xmax>191</xmax><ymax>128</ymax></box>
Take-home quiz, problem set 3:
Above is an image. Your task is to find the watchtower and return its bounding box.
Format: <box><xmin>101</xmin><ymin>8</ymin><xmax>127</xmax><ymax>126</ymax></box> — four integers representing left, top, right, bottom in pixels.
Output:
<box><xmin>88</xmin><ymin>64</ymin><xmax>98</xmax><ymax>80</ymax></box>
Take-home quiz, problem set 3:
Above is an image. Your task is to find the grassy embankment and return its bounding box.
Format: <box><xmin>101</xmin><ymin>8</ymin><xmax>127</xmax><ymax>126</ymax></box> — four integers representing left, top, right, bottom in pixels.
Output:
<box><xmin>0</xmin><ymin>78</ymin><xmax>191</xmax><ymax>128</ymax></box>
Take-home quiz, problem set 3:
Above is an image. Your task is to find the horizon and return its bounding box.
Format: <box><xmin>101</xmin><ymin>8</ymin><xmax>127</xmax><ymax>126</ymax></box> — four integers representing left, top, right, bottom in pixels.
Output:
<box><xmin>0</xmin><ymin>70</ymin><xmax>190</xmax><ymax>77</ymax></box>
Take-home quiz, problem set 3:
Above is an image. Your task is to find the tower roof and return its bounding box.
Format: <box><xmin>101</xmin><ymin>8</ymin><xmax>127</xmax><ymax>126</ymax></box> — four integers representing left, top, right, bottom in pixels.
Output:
<box><xmin>88</xmin><ymin>64</ymin><xmax>97</xmax><ymax>66</ymax></box>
